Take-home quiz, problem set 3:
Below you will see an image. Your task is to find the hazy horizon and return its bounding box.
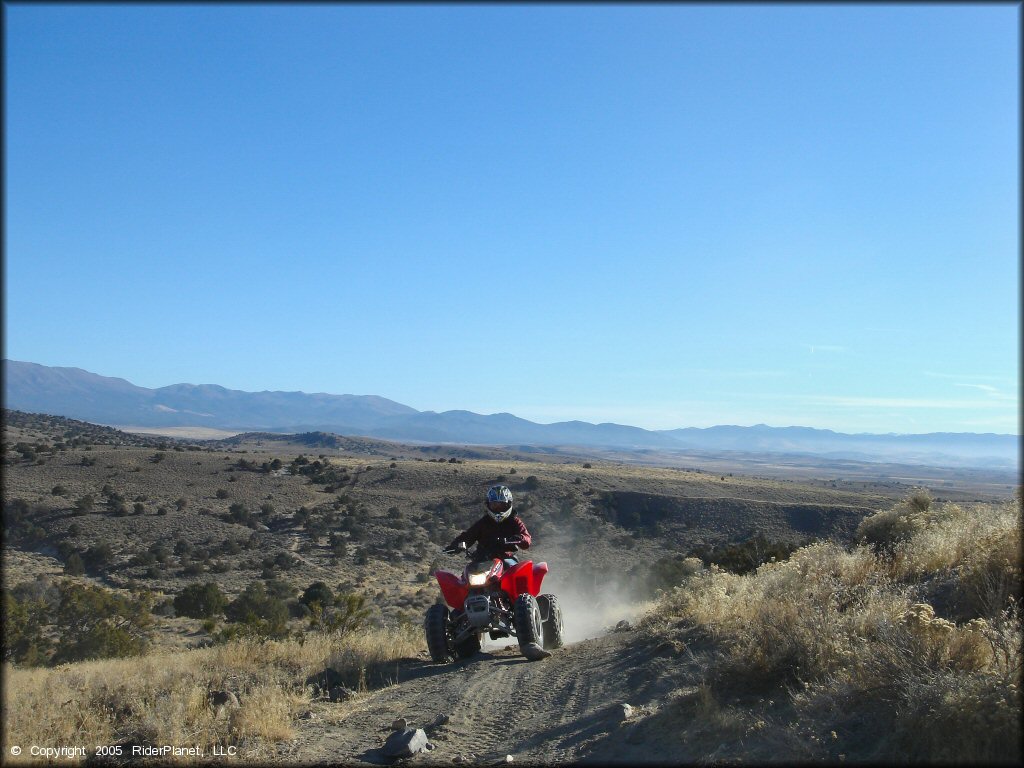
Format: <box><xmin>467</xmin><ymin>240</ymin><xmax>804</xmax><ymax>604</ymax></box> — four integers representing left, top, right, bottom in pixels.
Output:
<box><xmin>5</xmin><ymin>5</ymin><xmax>1019</xmax><ymax>435</ymax></box>
<box><xmin>4</xmin><ymin>358</ymin><xmax>1020</xmax><ymax>437</ymax></box>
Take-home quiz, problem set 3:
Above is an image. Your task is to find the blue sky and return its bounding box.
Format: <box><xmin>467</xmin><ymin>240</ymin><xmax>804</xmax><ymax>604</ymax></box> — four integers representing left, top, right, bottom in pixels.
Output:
<box><xmin>4</xmin><ymin>4</ymin><xmax>1019</xmax><ymax>434</ymax></box>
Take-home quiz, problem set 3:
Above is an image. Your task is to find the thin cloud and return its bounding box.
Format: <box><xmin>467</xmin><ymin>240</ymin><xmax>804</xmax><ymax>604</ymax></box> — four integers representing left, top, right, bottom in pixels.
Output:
<box><xmin>805</xmin><ymin>344</ymin><xmax>847</xmax><ymax>354</ymax></box>
<box><xmin>954</xmin><ymin>383</ymin><xmax>999</xmax><ymax>393</ymax></box>
<box><xmin>952</xmin><ymin>383</ymin><xmax>1014</xmax><ymax>400</ymax></box>
<box><xmin>924</xmin><ymin>371</ymin><xmax>1011</xmax><ymax>382</ymax></box>
<box><xmin>959</xmin><ymin>416</ymin><xmax>1022</xmax><ymax>427</ymax></box>
<box><xmin>809</xmin><ymin>395</ymin><xmax>1015</xmax><ymax>410</ymax></box>
<box><xmin>613</xmin><ymin>369</ymin><xmax>791</xmax><ymax>381</ymax></box>
<box><xmin>691</xmin><ymin>369</ymin><xmax>792</xmax><ymax>379</ymax></box>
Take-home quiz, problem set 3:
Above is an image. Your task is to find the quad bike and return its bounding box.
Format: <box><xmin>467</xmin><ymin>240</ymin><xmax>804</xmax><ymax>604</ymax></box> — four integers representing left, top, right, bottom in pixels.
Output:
<box><xmin>424</xmin><ymin>538</ymin><xmax>564</xmax><ymax>662</ymax></box>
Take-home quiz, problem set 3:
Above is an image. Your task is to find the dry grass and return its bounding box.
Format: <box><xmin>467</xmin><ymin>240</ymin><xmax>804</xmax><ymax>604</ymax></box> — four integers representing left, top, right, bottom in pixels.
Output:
<box><xmin>643</xmin><ymin>498</ymin><xmax>1023</xmax><ymax>762</ymax></box>
<box><xmin>2</xmin><ymin>624</ymin><xmax>423</xmax><ymax>763</ymax></box>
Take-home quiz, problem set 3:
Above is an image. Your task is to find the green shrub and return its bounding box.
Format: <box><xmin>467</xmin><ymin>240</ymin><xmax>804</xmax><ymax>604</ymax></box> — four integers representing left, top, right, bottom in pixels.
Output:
<box><xmin>226</xmin><ymin>502</ymin><xmax>252</xmax><ymax>525</ymax></box>
<box><xmin>264</xmin><ymin>578</ymin><xmax>296</xmax><ymax>601</ymax></box>
<box><xmin>222</xmin><ymin>581</ymin><xmax>290</xmax><ymax>639</ymax></box>
<box><xmin>308</xmin><ymin>592</ymin><xmax>371</xmax><ymax>635</ymax></box>
<box><xmin>300</xmin><ymin>581</ymin><xmax>334</xmax><ymax>609</ymax></box>
<box><xmin>689</xmin><ymin>535</ymin><xmax>805</xmax><ymax>576</ymax></box>
<box><xmin>329</xmin><ymin>533</ymin><xmax>348</xmax><ymax>559</ymax></box>
<box><xmin>173</xmin><ymin>582</ymin><xmax>227</xmax><ymax>619</ymax></box>
<box><xmin>51</xmin><ymin>581</ymin><xmax>152</xmax><ymax>664</ymax></box>
<box><xmin>82</xmin><ymin>543</ymin><xmax>113</xmax><ymax>570</ymax></box>
<box><xmin>130</xmin><ymin>551</ymin><xmax>157</xmax><ymax>567</ymax></box>
<box><xmin>2</xmin><ymin>591</ymin><xmax>51</xmax><ymax>665</ymax></box>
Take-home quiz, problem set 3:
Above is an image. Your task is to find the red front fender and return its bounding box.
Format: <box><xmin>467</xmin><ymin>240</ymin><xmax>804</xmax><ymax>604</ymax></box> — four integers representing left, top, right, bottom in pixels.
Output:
<box><xmin>435</xmin><ymin>570</ymin><xmax>468</xmax><ymax>610</ymax></box>
<box><xmin>501</xmin><ymin>560</ymin><xmax>549</xmax><ymax>599</ymax></box>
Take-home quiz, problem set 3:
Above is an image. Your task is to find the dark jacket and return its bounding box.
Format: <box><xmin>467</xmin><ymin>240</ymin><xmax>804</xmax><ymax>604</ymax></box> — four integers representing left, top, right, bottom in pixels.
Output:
<box><xmin>449</xmin><ymin>513</ymin><xmax>532</xmax><ymax>561</ymax></box>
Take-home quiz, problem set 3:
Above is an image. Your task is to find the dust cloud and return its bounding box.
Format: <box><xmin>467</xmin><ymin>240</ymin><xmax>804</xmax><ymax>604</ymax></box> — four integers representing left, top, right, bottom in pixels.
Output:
<box><xmin>541</xmin><ymin>571</ymin><xmax>652</xmax><ymax>644</ymax></box>
<box><xmin>479</xmin><ymin>569</ymin><xmax>652</xmax><ymax>652</ymax></box>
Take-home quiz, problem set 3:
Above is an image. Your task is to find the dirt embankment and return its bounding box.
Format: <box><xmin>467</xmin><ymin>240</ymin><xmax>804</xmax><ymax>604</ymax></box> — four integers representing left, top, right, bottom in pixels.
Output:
<box><xmin>284</xmin><ymin>627</ymin><xmax>701</xmax><ymax>766</ymax></box>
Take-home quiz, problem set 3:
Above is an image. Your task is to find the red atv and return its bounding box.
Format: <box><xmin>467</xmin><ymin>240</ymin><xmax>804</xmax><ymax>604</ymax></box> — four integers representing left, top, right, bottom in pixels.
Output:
<box><xmin>425</xmin><ymin>538</ymin><xmax>564</xmax><ymax>662</ymax></box>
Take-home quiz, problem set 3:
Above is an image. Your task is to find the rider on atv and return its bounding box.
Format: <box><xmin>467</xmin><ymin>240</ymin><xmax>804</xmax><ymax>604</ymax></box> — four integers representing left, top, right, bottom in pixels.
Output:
<box><xmin>445</xmin><ymin>485</ymin><xmax>531</xmax><ymax>566</ymax></box>
<box><xmin>429</xmin><ymin>484</ymin><xmax>560</xmax><ymax>661</ymax></box>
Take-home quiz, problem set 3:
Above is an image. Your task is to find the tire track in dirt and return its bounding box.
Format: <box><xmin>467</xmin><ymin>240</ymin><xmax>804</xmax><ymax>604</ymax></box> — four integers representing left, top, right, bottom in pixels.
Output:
<box><xmin>285</xmin><ymin>631</ymin><xmax>664</xmax><ymax>765</ymax></box>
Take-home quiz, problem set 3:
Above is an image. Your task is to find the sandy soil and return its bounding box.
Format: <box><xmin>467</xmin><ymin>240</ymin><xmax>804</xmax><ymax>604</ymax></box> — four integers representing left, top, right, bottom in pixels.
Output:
<box><xmin>111</xmin><ymin>425</ymin><xmax>246</xmax><ymax>439</ymax></box>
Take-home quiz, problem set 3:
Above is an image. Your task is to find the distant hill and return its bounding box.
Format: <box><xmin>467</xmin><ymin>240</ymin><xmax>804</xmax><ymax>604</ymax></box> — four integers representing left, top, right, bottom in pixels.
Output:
<box><xmin>2</xmin><ymin>360</ymin><xmax>417</xmax><ymax>430</ymax></box>
<box><xmin>3</xmin><ymin>359</ymin><xmax>1018</xmax><ymax>469</ymax></box>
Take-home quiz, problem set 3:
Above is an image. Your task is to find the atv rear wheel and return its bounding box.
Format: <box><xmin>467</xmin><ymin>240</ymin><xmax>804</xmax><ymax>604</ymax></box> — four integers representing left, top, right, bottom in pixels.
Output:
<box><xmin>514</xmin><ymin>593</ymin><xmax>544</xmax><ymax>652</ymax></box>
<box><xmin>425</xmin><ymin>604</ymin><xmax>454</xmax><ymax>663</ymax></box>
<box><xmin>537</xmin><ymin>594</ymin><xmax>565</xmax><ymax>650</ymax></box>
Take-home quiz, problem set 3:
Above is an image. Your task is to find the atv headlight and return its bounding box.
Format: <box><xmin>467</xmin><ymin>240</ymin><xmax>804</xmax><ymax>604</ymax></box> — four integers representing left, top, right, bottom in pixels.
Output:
<box><xmin>468</xmin><ymin>573</ymin><xmax>488</xmax><ymax>586</ymax></box>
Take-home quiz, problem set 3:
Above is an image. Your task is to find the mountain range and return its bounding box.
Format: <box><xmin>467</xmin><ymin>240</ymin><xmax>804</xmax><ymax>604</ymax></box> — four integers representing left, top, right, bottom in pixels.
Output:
<box><xmin>3</xmin><ymin>359</ymin><xmax>1018</xmax><ymax>470</ymax></box>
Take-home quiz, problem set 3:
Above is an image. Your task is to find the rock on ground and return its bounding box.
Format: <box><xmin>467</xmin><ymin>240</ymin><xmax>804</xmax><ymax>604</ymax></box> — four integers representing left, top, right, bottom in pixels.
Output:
<box><xmin>382</xmin><ymin>728</ymin><xmax>428</xmax><ymax>759</ymax></box>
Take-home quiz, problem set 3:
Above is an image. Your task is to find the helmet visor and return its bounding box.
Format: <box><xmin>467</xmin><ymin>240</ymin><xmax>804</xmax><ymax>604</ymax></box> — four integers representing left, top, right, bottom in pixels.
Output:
<box><xmin>486</xmin><ymin>500</ymin><xmax>512</xmax><ymax>515</ymax></box>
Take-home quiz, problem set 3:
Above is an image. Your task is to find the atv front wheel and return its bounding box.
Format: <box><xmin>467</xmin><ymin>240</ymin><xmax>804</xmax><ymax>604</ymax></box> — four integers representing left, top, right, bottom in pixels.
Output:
<box><xmin>425</xmin><ymin>604</ymin><xmax>454</xmax><ymax>663</ymax></box>
<box><xmin>455</xmin><ymin>633</ymin><xmax>481</xmax><ymax>659</ymax></box>
<box><xmin>514</xmin><ymin>593</ymin><xmax>544</xmax><ymax>652</ymax></box>
<box><xmin>537</xmin><ymin>593</ymin><xmax>565</xmax><ymax>650</ymax></box>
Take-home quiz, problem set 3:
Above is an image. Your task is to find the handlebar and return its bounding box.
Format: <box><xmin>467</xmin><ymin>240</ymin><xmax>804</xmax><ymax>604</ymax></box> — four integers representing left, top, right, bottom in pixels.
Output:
<box><xmin>440</xmin><ymin>536</ymin><xmax>524</xmax><ymax>557</ymax></box>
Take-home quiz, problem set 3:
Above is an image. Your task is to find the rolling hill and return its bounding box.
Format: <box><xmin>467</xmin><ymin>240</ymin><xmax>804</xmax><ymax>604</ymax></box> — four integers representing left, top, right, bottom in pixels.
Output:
<box><xmin>3</xmin><ymin>359</ymin><xmax>1018</xmax><ymax>469</ymax></box>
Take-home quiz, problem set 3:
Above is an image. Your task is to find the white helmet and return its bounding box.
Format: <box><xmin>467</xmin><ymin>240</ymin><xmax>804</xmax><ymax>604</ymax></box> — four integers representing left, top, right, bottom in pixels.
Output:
<box><xmin>485</xmin><ymin>485</ymin><xmax>514</xmax><ymax>523</ymax></box>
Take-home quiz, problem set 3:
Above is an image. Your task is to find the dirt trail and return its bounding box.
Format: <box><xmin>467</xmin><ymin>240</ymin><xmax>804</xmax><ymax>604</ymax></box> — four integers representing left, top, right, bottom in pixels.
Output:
<box><xmin>286</xmin><ymin>534</ymin><xmax>335</xmax><ymax>576</ymax></box>
<box><xmin>282</xmin><ymin>628</ymin><xmax>704</xmax><ymax>765</ymax></box>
